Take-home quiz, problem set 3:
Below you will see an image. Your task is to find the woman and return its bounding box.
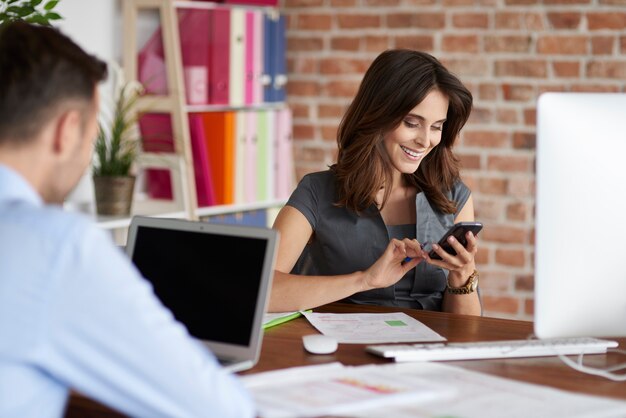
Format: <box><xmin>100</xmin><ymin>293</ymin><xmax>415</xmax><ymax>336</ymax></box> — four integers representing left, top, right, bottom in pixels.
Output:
<box><xmin>270</xmin><ymin>49</ymin><xmax>481</xmax><ymax>315</ymax></box>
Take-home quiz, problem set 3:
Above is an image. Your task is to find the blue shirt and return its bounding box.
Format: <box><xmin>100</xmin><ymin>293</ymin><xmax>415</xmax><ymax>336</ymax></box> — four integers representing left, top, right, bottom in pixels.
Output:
<box><xmin>0</xmin><ymin>164</ymin><xmax>254</xmax><ymax>418</ymax></box>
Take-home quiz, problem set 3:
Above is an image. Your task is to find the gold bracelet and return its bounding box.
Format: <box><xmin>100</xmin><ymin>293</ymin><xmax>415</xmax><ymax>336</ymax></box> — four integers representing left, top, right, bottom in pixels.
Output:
<box><xmin>446</xmin><ymin>270</ymin><xmax>479</xmax><ymax>295</ymax></box>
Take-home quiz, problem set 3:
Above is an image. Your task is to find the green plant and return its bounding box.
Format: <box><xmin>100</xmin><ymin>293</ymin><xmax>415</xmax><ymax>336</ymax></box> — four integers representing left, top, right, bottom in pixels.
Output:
<box><xmin>93</xmin><ymin>82</ymin><xmax>142</xmax><ymax>177</ymax></box>
<box><xmin>0</xmin><ymin>0</ymin><xmax>62</xmax><ymax>26</ymax></box>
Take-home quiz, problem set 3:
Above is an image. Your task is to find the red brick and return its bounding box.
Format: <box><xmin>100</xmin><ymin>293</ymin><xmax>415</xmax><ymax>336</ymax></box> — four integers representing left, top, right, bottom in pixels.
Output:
<box><xmin>477</xmin><ymin>271</ymin><xmax>511</xmax><ymax>292</ymax></box>
<box><xmin>587</xmin><ymin>12</ymin><xmax>626</xmax><ymax>30</ymax></box>
<box><xmin>323</xmin><ymin>80</ymin><xmax>361</xmax><ymax>98</ymax></box>
<box><xmin>320</xmin><ymin>125</ymin><xmax>338</xmax><ymax>141</ymax></box>
<box><xmin>487</xmin><ymin>155</ymin><xmax>532</xmax><ymax>172</ymax></box>
<box><xmin>318</xmin><ymin>104</ymin><xmax>346</xmax><ymax>118</ymax></box>
<box><xmin>405</xmin><ymin>0</ymin><xmax>437</xmax><ymax>4</ymax></box>
<box><xmin>547</xmin><ymin>12</ymin><xmax>582</xmax><ymax>29</ymax></box>
<box><xmin>319</xmin><ymin>58</ymin><xmax>371</xmax><ymax>75</ymax></box>
<box><xmin>502</xmin><ymin>84</ymin><xmax>536</xmax><ymax>101</ymax></box>
<box><xmin>505</xmin><ymin>0</ymin><xmax>538</xmax><ymax>4</ymax></box>
<box><xmin>621</xmin><ymin>36</ymin><xmax>626</xmax><ymax>53</ymax></box>
<box><xmin>545</xmin><ymin>0</ymin><xmax>590</xmax><ymax>3</ymax></box>
<box><xmin>482</xmin><ymin>295</ymin><xmax>520</xmax><ymax>315</ymax></box>
<box><xmin>441</xmin><ymin>59</ymin><xmax>489</xmax><ymax>77</ymax></box>
<box><xmin>288</xmin><ymin>57</ymin><xmax>318</xmax><ymax>74</ymax></box>
<box><xmin>478</xmin><ymin>178</ymin><xmax>508</xmax><ymax>195</ymax></box>
<box><xmin>395</xmin><ymin>35</ymin><xmax>434</xmax><ymax>51</ymax></box>
<box><xmin>288</xmin><ymin>37</ymin><xmax>324</xmax><ymax>51</ymax></box>
<box><xmin>484</xmin><ymin>35</ymin><xmax>532</xmax><ymax>53</ymax></box>
<box><xmin>507</xmin><ymin>177</ymin><xmax>534</xmax><ymax>197</ymax></box>
<box><xmin>297</xmin><ymin>14</ymin><xmax>332</xmax><ymax>30</ymax></box>
<box><xmin>483</xmin><ymin>225</ymin><xmax>527</xmax><ymax>244</ymax></box>
<box><xmin>337</xmin><ymin>14</ymin><xmax>380</xmax><ymax>29</ymax></box>
<box><xmin>387</xmin><ymin>12</ymin><xmax>445</xmax><ymax>29</ymax></box>
<box><xmin>537</xmin><ymin>36</ymin><xmax>587</xmax><ymax>55</ymax></box>
<box><xmin>292</xmin><ymin>124</ymin><xmax>316</xmax><ymax>140</ymax></box>
<box><xmin>330</xmin><ymin>0</ymin><xmax>356</xmax><ymax>5</ymax></box>
<box><xmin>524</xmin><ymin>298</ymin><xmax>535</xmax><ymax>316</ymax></box>
<box><xmin>495</xmin><ymin>249</ymin><xmax>526</xmax><ymax>267</ymax></box>
<box><xmin>452</xmin><ymin>13</ymin><xmax>489</xmax><ymax>28</ymax></box>
<box><xmin>496</xmin><ymin>109</ymin><xmax>518</xmax><ymax>124</ymax></box>
<box><xmin>506</xmin><ymin>202</ymin><xmax>528</xmax><ymax>221</ymax></box>
<box><xmin>495</xmin><ymin>12</ymin><xmax>544</xmax><ymax>30</ymax></box>
<box><xmin>284</xmin><ymin>0</ymin><xmax>324</xmax><ymax>6</ymax></box>
<box><xmin>462</xmin><ymin>131</ymin><xmax>508</xmax><ymax>148</ymax></box>
<box><xmin>290</xmin><ymin>103</ymin><xmax>310</xmax><ymax>118</ymax></box>
<box><xmin>512</xmin><ymin>132</ymin><xmax>535</xmax><ymax>149</ymax></box>
<box><xmin>458</xmin><ymin>153</ymin><xmax>481</xmax><ymax>170</ymax></box>
<box><xmin>479</xmin><ymin>83</ymin><xmax>498</xmax><ymax>100</ymax></box>
<box><xmin>586</xmin><ymin>61</ymin><xmax>626</xmax><ymax>78</ymax></box>
<box><xmin>330</xmin><ymin>37</ymin><xmax>360</xmax><ymax>51</ymax></box>
<box><xmin>442</xmin><ymin>35</ymin><xmax>479</xmax><ymax>53</ymax></box>
<box><xmin>287</xmin><ymin>80</ymin><xmax>321</xmax><ymax>96</ymax></box>
<box><xmin>571</xmin><ymin>84</ymin><xmax>620</xmax><ymax>92</ymax></box>
<box><xmin>538</xmin><ymin>85</ymin><xmax>567</xmax><ymax>94</ymax></box>
<box><xmin>592</xmin><ymin>36</ymin><xmax>614</xmax><ymax>55</ymax></box>
<box><xmin>467</xmin><ymin>107</ymin><xmax>493</xmax><ymax>124</ymax></box>
<box><xmin>515</xmin><ymin>275</ymin><xmax>534</xmax><ymax>291</ymax></box>
<box><xmin>474</xmin><ymin>198</ymin><xmax>504</xmax><ymax>221</ymax></box>
<box><xmin>364</xmin><ymin>0</ymin><xmax>400</xmax><ymax>4</ymax></box>
<box><xmin>552</xmin><ymin>61</ymin><xmax>580</xmax><ymax>77</ymax></box>
<box><xmin>364</xmin><ymin>35</ymin><xmax>390</xmax><ymax>52</ymax></box>
<box><xmin>443</xmin><ymin>0</ymin><xmax>473</xmax><ymax>5</ymax></box>
<box><xmin>495</xmin><ymin>60</ymin><xmax>548</xmax><ymax>78</ymax></box>
<box><xmin>523</xmin><ymin>108</ymin><xmax>536</xmax><ymax>126</ymax></box>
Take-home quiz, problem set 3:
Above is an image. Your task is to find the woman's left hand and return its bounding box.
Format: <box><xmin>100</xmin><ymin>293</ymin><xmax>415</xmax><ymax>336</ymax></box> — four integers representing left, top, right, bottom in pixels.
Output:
<box><xmin>425</xmin><ymin>231</ymin><xmax>478</xmax><ymax>287</ymax></box>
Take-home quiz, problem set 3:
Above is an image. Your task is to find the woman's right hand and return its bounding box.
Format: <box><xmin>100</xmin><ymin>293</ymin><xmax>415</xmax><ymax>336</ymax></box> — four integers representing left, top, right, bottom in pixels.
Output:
<box><xmin>361</xmin><ymin>238</ymin><xmax>425</xmax><ymax>291</ymax></box>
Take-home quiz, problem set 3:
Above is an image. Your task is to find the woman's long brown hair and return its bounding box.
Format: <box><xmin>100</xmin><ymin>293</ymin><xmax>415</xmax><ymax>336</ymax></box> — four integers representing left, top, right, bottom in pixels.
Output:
<box><xmin>333</xmin><ymin>49</ymin><xmax>473</xmax><ymax>214</ymax></box>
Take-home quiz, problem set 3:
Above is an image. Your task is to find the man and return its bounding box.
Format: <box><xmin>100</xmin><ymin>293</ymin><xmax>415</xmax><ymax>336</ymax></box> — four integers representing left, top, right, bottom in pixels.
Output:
<box><xmin>0</xmin><ymin>22</ymin><xmax>254</xmax><ymax>418</ymax></box>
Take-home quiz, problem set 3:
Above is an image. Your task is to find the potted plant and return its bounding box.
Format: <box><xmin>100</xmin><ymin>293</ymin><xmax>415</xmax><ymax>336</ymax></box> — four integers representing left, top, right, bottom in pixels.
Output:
<box><xmin>0</xmin><ymin>0</ymin><xmax>62</xmax><ymax>26</ymax></box>
<box><xmin>93</xmin><ymin>76</ymin><xmax>143</xmax><ymax>216</ymax></box>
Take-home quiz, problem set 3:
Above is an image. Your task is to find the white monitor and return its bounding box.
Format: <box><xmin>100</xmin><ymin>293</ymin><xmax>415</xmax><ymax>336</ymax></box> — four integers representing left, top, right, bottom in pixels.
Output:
<box><xmin>534</xmin><ymin>92</ymin><xmax>626</xmax><ymax>338</ymax></box>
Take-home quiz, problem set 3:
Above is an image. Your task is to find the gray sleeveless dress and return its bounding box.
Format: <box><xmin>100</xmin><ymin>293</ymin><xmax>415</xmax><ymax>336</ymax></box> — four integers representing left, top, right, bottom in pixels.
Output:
<box><xmin>287</xmin><ymin>170</ymin><xmax>471</xmax><ymax>311</ymax></box>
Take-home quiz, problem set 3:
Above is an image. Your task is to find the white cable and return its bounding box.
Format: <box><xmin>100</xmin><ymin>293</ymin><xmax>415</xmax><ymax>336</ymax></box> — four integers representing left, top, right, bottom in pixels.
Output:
<box><xmin>556</xmin><ymin>351</ymin><xmax>626</xmax><ymax>382</ymax></box>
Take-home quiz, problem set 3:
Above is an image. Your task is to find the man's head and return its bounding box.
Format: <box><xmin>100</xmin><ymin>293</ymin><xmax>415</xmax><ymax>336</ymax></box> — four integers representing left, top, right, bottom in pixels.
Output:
<box><xmin>0</xmin><ymin>21</ymin><xmax>107</xmax><ymax>202</ymax></box>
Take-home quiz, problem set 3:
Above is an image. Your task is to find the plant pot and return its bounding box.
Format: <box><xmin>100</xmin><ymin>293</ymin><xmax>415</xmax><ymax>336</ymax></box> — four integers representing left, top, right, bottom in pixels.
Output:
<box><xmin>93</xmin><ymin>175</ymin><xmax>136</xmax><ymax>216</ymax></box>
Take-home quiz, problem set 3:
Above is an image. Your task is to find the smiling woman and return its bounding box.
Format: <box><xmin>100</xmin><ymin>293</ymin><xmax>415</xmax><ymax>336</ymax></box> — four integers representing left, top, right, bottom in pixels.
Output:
<box><xmin>269</xmin><ymin>49</ymin><xmax>481</xmax><ymax>316</ymax></box>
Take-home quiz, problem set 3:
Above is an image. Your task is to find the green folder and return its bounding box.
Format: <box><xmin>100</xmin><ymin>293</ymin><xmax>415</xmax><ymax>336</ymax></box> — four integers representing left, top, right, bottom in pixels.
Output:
<box><xmin>263</xmin><ymin>310</ymin><xmax>311</xmax><ymax>330</ymax></box>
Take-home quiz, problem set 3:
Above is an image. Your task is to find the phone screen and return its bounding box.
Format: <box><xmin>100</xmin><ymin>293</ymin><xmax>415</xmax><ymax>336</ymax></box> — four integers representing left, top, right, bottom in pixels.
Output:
<box><xmin>429</xmin><ymin>222</ymin><xmax>483</xmax><ymax>260</ymax></box>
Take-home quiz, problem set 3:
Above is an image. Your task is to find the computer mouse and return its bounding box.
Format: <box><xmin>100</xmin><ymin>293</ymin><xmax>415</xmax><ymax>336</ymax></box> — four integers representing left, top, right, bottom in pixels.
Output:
<box><xmin>302</xmin><ymin>334</ymin><xmax>338</xmax><ymax>355</ymax></box>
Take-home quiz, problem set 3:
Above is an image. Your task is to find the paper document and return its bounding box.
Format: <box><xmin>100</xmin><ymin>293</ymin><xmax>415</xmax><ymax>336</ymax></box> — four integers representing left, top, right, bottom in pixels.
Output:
<box><xmin>302</xmin><ymin>311</ymin><xmax>446</xmax><ymax>344</ymax></box>
<box><xmin>242</xmin><ymin>362</ymin><xmax>454</xmax><ymax>418</ymax></box>
<box><xmin>355</xmin><ymin>362</ymin><xmax>626</xmax><ymax>418</ymax></box>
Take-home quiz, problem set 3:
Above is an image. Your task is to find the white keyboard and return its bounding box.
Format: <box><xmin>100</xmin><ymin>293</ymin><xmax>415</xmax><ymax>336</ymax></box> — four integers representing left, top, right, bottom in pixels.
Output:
<box><xmin>366</xmin><ymin>337</ymin><xmax>618</xmax><ymax>362</ymax></box>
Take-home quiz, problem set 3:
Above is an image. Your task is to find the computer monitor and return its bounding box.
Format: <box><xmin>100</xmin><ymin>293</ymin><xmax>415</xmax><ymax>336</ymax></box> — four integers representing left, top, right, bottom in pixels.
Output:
<box><xmin>534</xmin><ymin>92</ymin><xmax>626</xmax><ymax>338</ymax></box>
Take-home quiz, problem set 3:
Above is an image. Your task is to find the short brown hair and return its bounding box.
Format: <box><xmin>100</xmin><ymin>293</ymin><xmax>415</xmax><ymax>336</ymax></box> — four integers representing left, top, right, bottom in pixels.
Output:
<box><xmin>0</xmin><ymin>22</ymin><xmax>107</xmax><ymax>143</ymax></box>
<box><xmin>333</xmin><ymin>49</ymin><xmax>473</xmax><ymax>214</ymax></box>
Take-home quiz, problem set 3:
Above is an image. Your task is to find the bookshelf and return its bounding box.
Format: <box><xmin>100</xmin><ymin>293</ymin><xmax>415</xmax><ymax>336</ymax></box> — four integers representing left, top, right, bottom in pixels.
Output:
<box><xmin>110</xmin><ymin>0</ymin><xmax>291</xmax><ymax>232</ymax></box>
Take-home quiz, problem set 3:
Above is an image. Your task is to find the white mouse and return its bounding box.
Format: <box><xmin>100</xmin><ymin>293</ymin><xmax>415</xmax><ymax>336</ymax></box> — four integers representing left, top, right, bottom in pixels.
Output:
<box><xmin>302</xmin><ymin>334</ymin><xmax>338</xmax><ymax>355</ymax></box>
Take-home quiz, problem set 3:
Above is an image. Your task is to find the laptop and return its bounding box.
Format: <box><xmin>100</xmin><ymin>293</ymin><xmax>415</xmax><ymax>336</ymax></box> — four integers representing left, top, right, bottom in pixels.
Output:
<box><xmin>126</xmin><ymin>216</ymin><xmax>279</xmax><ymax>372</ymax></box>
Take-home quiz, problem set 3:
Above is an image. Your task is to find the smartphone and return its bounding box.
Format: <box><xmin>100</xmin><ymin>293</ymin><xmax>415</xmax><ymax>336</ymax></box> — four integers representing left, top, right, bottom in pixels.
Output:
<box><xmin>428</xmin><ymin>222</ymin><xmax>483</xmax><ymax>260</ymax></box>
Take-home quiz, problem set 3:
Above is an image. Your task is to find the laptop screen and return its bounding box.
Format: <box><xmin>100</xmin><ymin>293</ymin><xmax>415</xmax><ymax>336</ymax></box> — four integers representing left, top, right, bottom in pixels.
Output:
<box><xmin>131</xmin><ymin>225</ymin><xmax>267</xmax><ymax>346</ymax></box>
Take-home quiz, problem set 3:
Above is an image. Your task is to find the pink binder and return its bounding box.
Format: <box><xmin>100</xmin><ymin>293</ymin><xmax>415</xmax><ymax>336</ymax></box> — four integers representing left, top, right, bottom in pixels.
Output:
<box><xmin>244</xmin><ymin>111</ymin><xmax>258</xmax><ymax>203</ymax></box>
<box><xmin>274</xmin><ymin>108</ymin><xmax>294</xmax><ymax>199</ymax></box>
<box><xmin>209</xmin><ymin>8</ymin><xmax>230</xmax><ymax>104</ymax></box>
<box><xmin>244</xmin><ymin>11</ymin><xmax>255</xmax><ymax>105</ymax></box>
<box><xmin>252</xmin><ymin>10</ymin><xmax>264</xmax><ymax>104</ymax></box>
<box><xmin>188</xmin><ymin>114</ymin><xmax>216</xmax><ymax>207</ymax></box>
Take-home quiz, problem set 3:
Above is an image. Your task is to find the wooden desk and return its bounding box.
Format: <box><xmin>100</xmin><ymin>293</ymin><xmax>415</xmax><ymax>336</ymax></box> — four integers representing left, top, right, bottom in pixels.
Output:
<box><xmin>65</xmin><ymin>303</ymin><xmax>626</xmax><ymax>416</ymax></box>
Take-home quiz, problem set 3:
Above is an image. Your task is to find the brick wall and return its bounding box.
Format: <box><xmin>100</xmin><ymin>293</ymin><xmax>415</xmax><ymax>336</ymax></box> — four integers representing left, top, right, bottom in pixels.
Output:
<box><xmin>282</xmin><ymin>0</ymin><xmax>626</xmax><ymax>319</ymax></box>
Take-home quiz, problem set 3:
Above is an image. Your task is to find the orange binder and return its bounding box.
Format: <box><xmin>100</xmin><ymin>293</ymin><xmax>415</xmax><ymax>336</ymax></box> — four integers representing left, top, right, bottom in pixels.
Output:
<box><xmin>201</xmin><ymin>112</ymin><xmax>235</xmax><ymax>205</ymax></box>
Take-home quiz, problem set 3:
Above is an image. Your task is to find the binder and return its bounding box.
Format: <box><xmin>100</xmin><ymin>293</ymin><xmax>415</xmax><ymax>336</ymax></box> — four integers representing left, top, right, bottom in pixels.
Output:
<box><xmin>274</xmin><ymin>108</ymin><xmax>294</xmax><ymax>199</ymax></box>
<box><xmin>252</xmin><ymin>10</ymin><xmax>264</xmax><ymax>104</ymax></box>
<box><xmin>209</xmin><ymin>9</ymin><xmax>231</xmax><ymax>105</ymax></box>
<box><xmin>244</xmin><ymin>111</ymin><xmax>258</xmax><ymax>203</ymax></box>
<box><xmin>138</xmin><ymin>113</ymin><xmax>216</xmax><ymax>206</ymax></box>
<box><xmin>256</xmin><ymin>109</ymin><xmax>275</xmax><ymax>201</ymax></box>
<box><xmin>245</xmin><ymin>11</ymin><xmax>255</xmax><ymax>105</ymax></box>
<box><xmin>179</xmin><ymin>9</ymin><xmax>210</xmax><ymax>105</ymax></box>
<box><xmin>230</xmin><ymin>8</ymin><xmax>246</xmax><ymax>107</ymax></box>
<box><xmin>202</xmin><ymin>112</ymin><xmax>235</xmax><ymax>205</ymax></box>
<box><xmin>224</xmin><ymin>0</ymin><xmax>278</xmax><ymax>6</ymax></box>
<box><xmin>272</xmin><ymin>14</ymin><xmax>287</xmax><ymax>102</ymax></box>
<box><xmin>234</xmin><ymin>111</ymin><xmax>247</xmax><ymax>204</ymax></box>
<box><xmin>262</xmin><ymin>12</ymin><xmax>275</xmax><ymax>102</ymax></box>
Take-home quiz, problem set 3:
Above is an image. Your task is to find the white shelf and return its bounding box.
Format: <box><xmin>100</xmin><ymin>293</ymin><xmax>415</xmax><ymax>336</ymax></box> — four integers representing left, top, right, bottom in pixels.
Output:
<box><xmin>186</xmin><ymin>102</ymin><xmax>287</xmax><ymax>113</ymax></box>
<box><xmin>174</xmin><ymin>0</ymin><xmax>277</xmax><ymax>12</ymax></box>
<box><xmin>88</xmin><ymin>198</ymin><xmax>287</xmax><ymax>230</ymax></box>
